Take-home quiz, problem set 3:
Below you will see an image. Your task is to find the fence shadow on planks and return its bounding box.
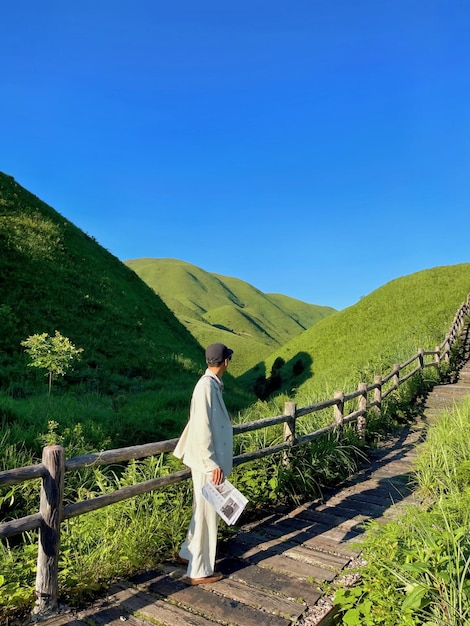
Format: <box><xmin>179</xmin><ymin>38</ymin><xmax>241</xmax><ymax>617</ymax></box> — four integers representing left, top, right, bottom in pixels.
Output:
<box><xmin>1</xmin><ymin>294</ymin><xmax>469</xmax><ymax>620</ymax></box>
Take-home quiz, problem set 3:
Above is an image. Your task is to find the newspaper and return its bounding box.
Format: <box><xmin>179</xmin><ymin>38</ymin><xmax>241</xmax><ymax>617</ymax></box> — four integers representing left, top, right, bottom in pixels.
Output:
<box><xmin>201</xmin><ymin>479</ymin><xmax>248</xmax><ymax>525</ymax></box>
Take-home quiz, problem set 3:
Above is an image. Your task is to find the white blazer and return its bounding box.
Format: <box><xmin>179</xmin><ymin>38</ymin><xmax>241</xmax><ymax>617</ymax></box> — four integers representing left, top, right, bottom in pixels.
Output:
<box><xmin>173</xmin><ymin>369</ymin><xmax>233</xmax><ymax>476</ymax></box>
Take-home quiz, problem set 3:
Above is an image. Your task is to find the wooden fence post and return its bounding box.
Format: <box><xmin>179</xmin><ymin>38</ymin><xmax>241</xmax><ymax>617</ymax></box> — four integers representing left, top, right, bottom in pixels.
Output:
<box><xmin>393</xmin><ymin>364</ymin><xmax>400</xmax><ymax>390</ymax></box>
<box><xmin>283</xmin><ymin>401</ymin><xmax>297</xmax><ymax>466</ymax></box>
<box><xmin>333</xmin><ymin>391</ymin><xmax>344</xmax><ymax>435</ymax></box>
<box><xmin>418</xmin><ymin>348</ymin><xmax>424</xmax><ymax>371</ymax></box>
<box><xmin>33</xmin><ymin>445</ymin><xmax>65</xmax><ymax>618</ymax></box>
<box><xmin>373</xmin><ymin>376</ymin><xmax>382</xmax><ymax>416</ymax></box>
<box><xmin>434</xmin><ymin>346</ymin><xmax>441</xmax><ymax>366</ymax></box>
<box><xmin>357</xmin><ymin>383</ymin><xmax>367</xmax><ymax>439</ymax></box>
<box><xmin>444</xmin><ymin>338</ymin><xmax>451</xmax><ymax>363</ymax></box>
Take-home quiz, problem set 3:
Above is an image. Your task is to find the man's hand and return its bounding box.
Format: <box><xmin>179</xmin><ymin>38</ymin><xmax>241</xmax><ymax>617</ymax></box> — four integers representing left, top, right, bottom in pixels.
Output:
<box><xmin>211</xmin><ymin>467</ymin><xmax>224</xmax><ymax>485</ymax></box>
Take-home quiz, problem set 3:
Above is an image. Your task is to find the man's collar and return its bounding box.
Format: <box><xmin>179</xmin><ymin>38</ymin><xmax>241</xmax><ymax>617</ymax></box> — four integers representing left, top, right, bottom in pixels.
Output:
<box><xmin>205</xmin><ymin>368</ymin><xmax>224</xmax><ymax>389</ymax></box>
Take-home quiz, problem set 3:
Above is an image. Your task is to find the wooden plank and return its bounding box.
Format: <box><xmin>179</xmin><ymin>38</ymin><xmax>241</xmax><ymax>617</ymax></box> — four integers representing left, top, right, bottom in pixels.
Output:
<box><xmin>39</xmin><ymin>615</ymin><xmax>89</xmax><ymax>626</ymax></box>
<box><xmin>212</xmin><ymin>577</ymin><xmax>306</xmax><ymax>621</ymax></box>
<box><xmin>234</xmin><ymin>518</ymin><xmax>361</xmax><ymax>559</ymax></box>
<box><xmin>343</xmin><ymin>492</ymin><xmax>398</xmax><ymax>514</ymax></box>
<box><xmin>257</xmin><ymin>526</ymin><xmax>317</xmax><ymax>548</ymax></box>
<box><xmin>301</xmin><ymin>535</ymin><xmax>360</xmax><ymax>558</ymax></box>
<box><xmin>222</xmin><ymin>536</ymin><xmax>265</xmax><ymax>559</ymax></box>
<box><xmin>221</xmin><ymin>529</ymin><xmax>283</xmax><ymax>561</ymax></box>
<box><xmin>230</xmin><ymin>523</ymin><xmax>323</xmax><ymax>557</ymax></box>
<box><xmin>217</xmin><ymin>557</ymin><xmax>323</xmax><ymax>606</ymax></box>
<box><xmin>145</xmin><ymin>574</ymin><xmax>292</xmax><ymax>626</ymax></box>
<box><xmin>77</xmin><ymin>603</ymin><xmax>149</xmax><ymax>625</ymax></box>
<box><xmin>256</xmin><ymin>516</ymin><xmax>320</xmax><ymax>538</ymax></box>
<box><xmin>228</xmin><ymin>528</ymin><xmax>276</xmax><ymax>548</ymax></box>
<box><xmin>301</xmin><ymin>525</ymin><xmax>364</xmax><ymax>546</ymax></box>
<box><xmin>368</xmin><ymin>473</ymin><xmax>414</xmax><ymax>488</ymax></box>
<box><xmin>282</xmin><ymin>545</ymin><xmax>350</xmax><ymax>571</ymax></box>
<box><xmin>226</xmin><ymin>531</ymin><xmax>350</xmax><ymax>573</ymax></box>
<box><xmin>310</xmin><ymin>502</ymin><xmax>383</xmax><ymax>524</ymax></box>
<box><xmin>331</xmin><ymin>518</ymin><xmax>369</xmax><ymax>536</ymax></box>
<box><xmin>242</xmin><ymin>513</ymin><xmax>285</xmax><ymax>532</ymax></box>
<box><xmin>294</xmin><ymin>506</ymin><xmax>370</xmax><ymax>532</ymax></box>
<box><xmin>255</xmin><ymin>515</ymin><xmax>364</xmax><ymax>546</ymax></box>
<box><xmin>291</xmin><ymin>507</ymin><xmax>351</xmax><ymax>527</ymax></box>
<box><xmin>333</xmin><ymin>482</ymin><xmax>410</xmax><ymax>502</ymax></box>
<box><xmin>370</xmin><ymin>465</ymin><xmax>413</xmax><ymax>480</ymax></box>
<box><xmin>254</xmin><ymin>553</ymin><xmax>338</xmax><ymax>582</ymax></box>
<box><xmin>226</xmin><ymin>535</ymin><xmax>300</xmax><ymax>561</ymax></box>
<box><xmin>301</xmin><ymin>507</ymin><xmax>370</xmax><ymax>530</ymax></box>
<box><xmin>107</xmin><ymin>583</ymin><xmax>218</xmax><ymax>626</ymax></box>
<box><xmin>137</xmin><ymin>600</ymin><xmax>217</xmax><ymax>626</ymax></box>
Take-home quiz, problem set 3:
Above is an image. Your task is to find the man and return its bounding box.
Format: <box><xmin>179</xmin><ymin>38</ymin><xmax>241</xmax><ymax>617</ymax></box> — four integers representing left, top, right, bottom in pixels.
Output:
<box><xmin>173</xmin><ymin>342</ymin><xmax>234</xmax><ymax>585</ymax></box>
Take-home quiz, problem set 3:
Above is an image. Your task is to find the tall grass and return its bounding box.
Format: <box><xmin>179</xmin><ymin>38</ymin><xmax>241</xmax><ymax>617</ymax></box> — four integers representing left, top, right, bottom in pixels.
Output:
<box><xmin>414</xmin><ymin>399</ymin><xmax>470</xmax><ymax>497</ymax></box>
<box><xmin>333</xmin><ymin>397</ymin><xmax>470</xmax><ymax>625</ymax></box>
<box><xmin>0</xmin><ymin>455</ymin><xmax>193</xmax><ymax>617</ymax></box>
<box><xmin>0</xmin><ymin>381</ymin><xmax>384</xmax><ymax>619</ymax></box>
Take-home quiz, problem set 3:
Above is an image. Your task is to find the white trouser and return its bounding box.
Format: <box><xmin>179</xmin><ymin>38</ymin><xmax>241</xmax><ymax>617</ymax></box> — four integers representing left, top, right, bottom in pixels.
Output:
<box><xmin>179</xmin><ymin>469</ymin><xmax>219</xmax><ymax>578</ymax></box>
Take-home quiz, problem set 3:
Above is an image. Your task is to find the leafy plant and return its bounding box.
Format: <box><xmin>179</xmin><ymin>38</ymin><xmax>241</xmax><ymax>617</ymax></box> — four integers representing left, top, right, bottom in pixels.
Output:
<box><xmin>21</xmin><ymin>331</ymin><xmax>83</xmax><ymax>394</ymax></box>
<box><xmin>0</xmin><ymin>538</ymin><xmax>37</xmax><ymax>619</ymax></box>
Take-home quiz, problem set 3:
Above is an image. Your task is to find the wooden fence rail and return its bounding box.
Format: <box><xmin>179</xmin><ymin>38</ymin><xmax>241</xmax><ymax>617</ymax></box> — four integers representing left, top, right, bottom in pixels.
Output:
<box><xmin>1</xmin><ymin>294</ymin><xmax>469</xmax><ymax>618</ymax></box>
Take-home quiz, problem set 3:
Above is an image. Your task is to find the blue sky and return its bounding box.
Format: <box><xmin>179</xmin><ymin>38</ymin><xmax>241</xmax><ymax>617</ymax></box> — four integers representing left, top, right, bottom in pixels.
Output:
<box><xmin>2</xmin><ymin>1</ymin><xmax>469</xmax><ymax>310</ymax></box>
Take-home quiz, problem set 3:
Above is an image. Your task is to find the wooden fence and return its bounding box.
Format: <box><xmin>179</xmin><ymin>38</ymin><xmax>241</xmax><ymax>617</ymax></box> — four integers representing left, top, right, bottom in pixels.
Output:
<box><xmin>1</xmin><ymin>294</ymin><xmax>469</xmax><ymax>618</ymax></box>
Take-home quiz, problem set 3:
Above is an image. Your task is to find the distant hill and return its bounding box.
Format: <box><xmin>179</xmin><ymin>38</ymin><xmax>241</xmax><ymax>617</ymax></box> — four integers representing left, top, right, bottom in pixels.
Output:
<box><xmin>124</xmin><ymin>258</ymin><xmax>336</xmax><ymax>375</ymax></box>
<box><xmin>240</xmin><ymin>263</ymin><xmax>470</xmax><ymax>400</ymax></box>
<box><xmin>0</xmin><ymin>172</ymin><xmax>206</xmax><ymax>399</ymax></box>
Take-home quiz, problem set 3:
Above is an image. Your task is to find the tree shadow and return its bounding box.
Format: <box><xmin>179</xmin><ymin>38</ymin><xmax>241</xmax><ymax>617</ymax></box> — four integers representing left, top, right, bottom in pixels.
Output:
<box><xmin>236</xmin><ymin>351</ymin><xmax>313</xmax><ymax>400</ymax></box>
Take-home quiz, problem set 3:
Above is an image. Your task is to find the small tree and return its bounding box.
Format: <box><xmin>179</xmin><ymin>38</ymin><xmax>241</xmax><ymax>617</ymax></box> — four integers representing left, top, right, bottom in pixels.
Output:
<box><xmin>21</xmin><ymin>330</ymin><xmax>83</xmax><ymax>394</ymax></box>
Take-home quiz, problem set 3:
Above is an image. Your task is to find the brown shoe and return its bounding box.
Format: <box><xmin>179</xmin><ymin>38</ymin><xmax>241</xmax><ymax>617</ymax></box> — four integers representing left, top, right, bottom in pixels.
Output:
<box><xmin>175</xmin><ymin>555</ymin><xmax>189</xmax><ymax>565</ymax></box>
<box><xmin>185</xmin><ymin>572</ymin><xmax>223</xmax><ymax>585</ymax></box>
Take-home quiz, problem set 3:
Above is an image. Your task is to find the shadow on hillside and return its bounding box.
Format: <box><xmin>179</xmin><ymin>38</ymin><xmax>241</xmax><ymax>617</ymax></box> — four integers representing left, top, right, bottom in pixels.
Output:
<box><xmin>237</xmin><ymin>351</ymin><xmax>313</xmax><ymax>400</ymax></box>
<box><xmin>212</xmin><ymin>323</ymin><xmax>234</xmax><ymax>333</ymax></box>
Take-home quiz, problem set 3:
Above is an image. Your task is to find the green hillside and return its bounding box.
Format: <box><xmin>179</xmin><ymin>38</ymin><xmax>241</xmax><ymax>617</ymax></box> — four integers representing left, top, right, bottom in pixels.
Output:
<box><xmin>0</xmin><ymin>173</ymin><xmax>203</xmax><ymax>384</ymax></box>
<box><xmin>124</xmin><ymin>258</ymin><xmax>335</xmax><ymax>375</ymax></box>
<box><xmin>2</xmin><ymin>170</ymin><xmax>468</xmax><ymax>446</ymax></box>
<box><xmin>240</xmin><ymin>264</ymin><xmax>470</xmax><ymax>401</ymax></box>
<box><xmin>0</xmin><ymin>172</ymin><xmax>252</xmax><ymax>444</ymax></box>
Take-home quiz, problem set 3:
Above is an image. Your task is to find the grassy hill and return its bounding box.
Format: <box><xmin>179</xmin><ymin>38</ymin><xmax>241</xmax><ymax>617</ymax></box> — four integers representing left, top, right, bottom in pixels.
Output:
<box><xmin>0</xmin><ymin>172</ymin><xmax>252</xmax><ymax>447</ymax></box>
<box><xmin>240</xmin><ymin>263</ymin><xmax>470</xmax><ymax>401</ymax></box>
<box><xmin>2</xmin><ymin>169</ymin><xmax>468</xmax><ymax>449</ymax></box>
<box><xmin>124</xmin><ymin>258</ymin><xmax>336</xmax><ymax>375</ymax></box>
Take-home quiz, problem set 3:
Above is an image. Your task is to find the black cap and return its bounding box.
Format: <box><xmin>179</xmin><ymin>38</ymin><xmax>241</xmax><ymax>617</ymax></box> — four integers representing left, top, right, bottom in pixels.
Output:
<box><xmin>205</xmin><ymin>343</ymin><xmax>233</xmax><ymax>365</ymax></box>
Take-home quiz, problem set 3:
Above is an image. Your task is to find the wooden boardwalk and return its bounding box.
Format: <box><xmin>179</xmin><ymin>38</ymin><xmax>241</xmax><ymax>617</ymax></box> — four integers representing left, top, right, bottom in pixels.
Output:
<box><xmin>40</xmin><ymin>330</ymin><xmax>470</xmax><ymax>626</ymax></box>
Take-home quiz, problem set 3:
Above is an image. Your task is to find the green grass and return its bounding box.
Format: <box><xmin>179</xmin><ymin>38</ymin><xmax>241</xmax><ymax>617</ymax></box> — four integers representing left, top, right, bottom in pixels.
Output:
<box><xmin>0</xmin><ymin>322</ymin><xmax>464</xmax><ymax>621</ymax></box>
<box><xmin>332</xmin><ymin>397</ymin><xmax>470</xmax><ymax>626</ymax></box>
<box><xmin>0</xmin><ymin>172</ymin><xmax>258</xmax><ymax>442</ymax></box>
<box><xmin>240</xmin><ymin>263</ymin><xmax>470</xmax><ymax>400</ymax></box>
<box><xmin>0</xmin><ymin>173</ymin><xmax>205</xmax><ymax>393</ymax></box>
<box><xmin>124</xmin><ymin>257</ymin><xmax>336</xmax><ymax>376</ymax></box>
